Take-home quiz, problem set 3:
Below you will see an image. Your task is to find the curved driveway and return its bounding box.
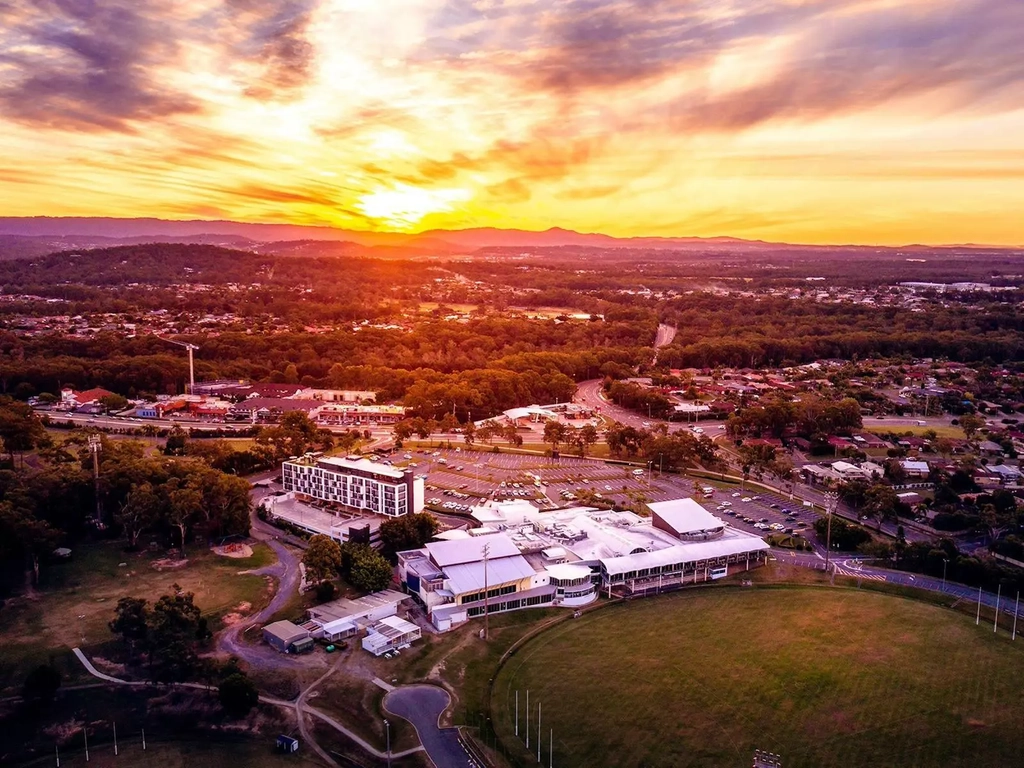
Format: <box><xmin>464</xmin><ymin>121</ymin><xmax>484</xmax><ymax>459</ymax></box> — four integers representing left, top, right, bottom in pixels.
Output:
<box><xmin>217</xmin><ymin>493</ymin><xmax>304</xmax><ymax>665</ymax></box>
<box><xmin>384</xmin><ymin>685</ymin><xmax>475</xmax><ymax>768</ymax></box>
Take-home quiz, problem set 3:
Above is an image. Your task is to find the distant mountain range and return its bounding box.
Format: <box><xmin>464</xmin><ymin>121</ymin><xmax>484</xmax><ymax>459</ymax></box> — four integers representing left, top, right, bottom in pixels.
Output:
<box><xmin>0</xmin><ymin>217</ymin><xmax>1018</xmax><ymax>259</ymax></box>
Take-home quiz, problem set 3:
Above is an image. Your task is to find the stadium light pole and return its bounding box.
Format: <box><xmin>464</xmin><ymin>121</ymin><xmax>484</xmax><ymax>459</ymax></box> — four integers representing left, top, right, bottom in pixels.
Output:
<box><xmin>976</xmin><ymin>585</ymin><xmax>983</xmax><ymax>626</ymax></box>
<box><xmin>824</xmin><ymin>492</ymin><xmax>838</xmax><ymax>577</ymax></box>
<box><xmin>515</xmin><ymin>690</ymin><xmax>519</xmax><ymax>737</ymax></box>
<box><xmin>994</xmin><ymin>584</ymin><xmax>1001</xmax><ymax>633</ymax></box>
<box><xmin>1013</xmin><ymin>592</ymin><xmax>1019</xmax><ymax>641</ymax></box>
<box><xmin>384</xmin><ymin>719</ymin><xmax>391</xmax><ymax>768</ymax></box>
<box><xmin>537</xmin><ymin>701</ymin><xmax>541</xmax><ymax>763</ymax></box>
<box><xmin>482</xmin><ymin>543</ymin><xmax>491</xmax><ymax>641</ymax></box>
<box><xmin>941</xmin><ymin>557</ymin><xmax>948</xmax><ymax>591</ymax></box>
<box><xmin>525</xmin><ymin>690</ymin><xmax>529</xmax><ymax>749</ymax></box>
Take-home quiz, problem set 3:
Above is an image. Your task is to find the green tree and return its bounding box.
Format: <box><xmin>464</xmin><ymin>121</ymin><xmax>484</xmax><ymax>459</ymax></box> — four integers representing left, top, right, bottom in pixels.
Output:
<box><xmin>164</xmin><ymin>427</ymin><xmax>188</xmax><ymax>456</ymax></box>
<box><xmin>863</xmin><ymin>483</ymin><xmax>901</xmax><ymax>530</ymax></box>
<box><xmin>148</xmin><ymin>585</ymin><xmax>204</xmax><ymax>683</ymax></box>
<box><xmin>302</xmin><ymin>534</ymin><xmax>343</xmax><ymax>585</ymax></box>
<box><xmin>959</xmin><ymin>413</ymin><xmax>985</xmax><ymax>440</ymax></box>
<box><xmin>167</xmin><ymin>479</ymin><xmax>202</xmax><ymax>556</ymax></box>
<box><xmin>0</xmin><ymin>396</ymin><xmax>49</xmax><ymax>468</ymax></box>
<box><xmin>114</xmin><ymin>484</ymin><xmax>159</xmax><ymax>550</ymax></box>
<box><xmin>543</xmin><ymin>420</ymin><xmax>568</xmax><ymax>453</ymax></box>
<box><xmin>109</xmin><ymin>596</ymin><xmax>150</xmax><ymax>659</ymax></box>
<box><xmin>378</xmin><ymin>512</ymin><xmax>439</xmax><ymax>559</ymax></box>
<box><xmin>348</xmin><ymin>546</ymin><xmax>394</xmax><ymax>592</ymax></box>
<box><xmin>219</xmin><ymin>671</ymin><xmax>260</xmax><ymax>718</ymax></box>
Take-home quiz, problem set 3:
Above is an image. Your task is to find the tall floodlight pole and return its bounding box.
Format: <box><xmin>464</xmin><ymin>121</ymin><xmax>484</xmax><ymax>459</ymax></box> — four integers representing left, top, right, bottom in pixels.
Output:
<box><xmin>824</xmin><ymin>492</ymin><xmax>838</xmax><ymax>577</ymax></box>
<box><xmin>88</xmin><ymin>434</ymin><xmax>102</xmax><ymax>522</ymax></box>
<box><xmin>941</xmin><ymin>558</ymin><xmax>948</xmax><ymax>591</ymax></box>
<box><xmin>515</xmin><ymin>691</ymin><xmax>519</xmax><ymax>736</ymax></box>
<box><xmin>483</xmin><ymin>540</ymin><xmax>491</xmax><ymax>643</ymax></box>
<box><xmin>976</xmin><ymin>585</ymin><xmax>983</xmax><ymax>626</ymax></box>
<box><xmin>994</xmin><ymin>584</ymin><xmax>1001</xmax><ymax>633</ymax></box>
<box><xmin>113</xmin><ymin>722</ymin><xmax>118</xmax><ymax>756</ymax></box>
<box><xmin>384</xmin><ymin>719</ymin><xmax>391</xmax><ymax>768</ymax></box>
<box><xmin>550</xmin><ymin>728</ymin><xmax>553</xmax><ymax>768</ymax></box>
<box><xmin>1013</xmin><ymin>592</ymin><xmax>1019</xmax><ymax>641</ymax></box>
<box><xmin>525</xmin><ymin>690</ymin><xmax>529</xmax><ymax>749</ymax></box>
<box><xmin>537</xmin><ymin>701</ymin><xmax>542</xmax><ymax>763</ymax></box>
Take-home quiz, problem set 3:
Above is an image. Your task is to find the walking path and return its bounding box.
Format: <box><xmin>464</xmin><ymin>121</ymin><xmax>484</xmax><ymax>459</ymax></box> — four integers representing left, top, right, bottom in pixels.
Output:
<box><xmin>70</xmin><ymin>648</ymin><xmax>426</xmax><ymax>763</ymax></box>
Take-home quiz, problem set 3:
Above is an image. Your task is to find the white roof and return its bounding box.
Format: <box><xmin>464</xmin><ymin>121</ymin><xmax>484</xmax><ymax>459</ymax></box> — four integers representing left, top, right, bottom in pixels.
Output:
<box><xmin>425</xmin><ymin>532</ymin><xmax>520</xmax><ymax>567</ymax></box>
<box><xmin>375</xmin><ymin>615</ymin><xmax>419</xmax><ymax>634</ymax></box>
<box><xmin>648</xmin><ymin>498</ymin><xmax>726</xmax><ymax>535</ymax></box>
<box><xmin>901</xmin><ymin>460</ymin><xmax>930</xmax><ymax>472</ymax></box>
<box><xmin>443</xmin><ymin>555</ymin><xmax>537</xmax><ymax>595</ymax></box>
<box><xmin>831</xmin><ymin>461</ymin><xmax>862</xmax><ymax>473</ymax></box>
<box><xmin>434</xmin><ymin>529</ymin><xmax>472</xmax><ymax>541</ymax></box>
<box><xmin>542</xmin><ymin>546</ymin><xmax>566</xmax><ymax>559</ymax></box>
<box><xmin>316</xmin><ymin>456</ymin><xmax>405</xmax><ymax>479</ymax></box>
<box><xmin>545</xmin><ymin>563</ymin><xmax>591</xmax><ymax>581</ymax></box>
<box><xmin>601</xmin><ymin>535</ymin><xmax>770</xmax><ymax>577</ymax></box>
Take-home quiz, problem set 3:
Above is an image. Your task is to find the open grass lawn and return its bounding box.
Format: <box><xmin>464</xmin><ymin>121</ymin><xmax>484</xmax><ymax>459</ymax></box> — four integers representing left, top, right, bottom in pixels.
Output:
<box><xmin>0</xmin><ymin>541</ymin><xmax>276</xmax><ymax>694</ymax></box>
<box><xmin>493</xmin><ymin>587</ymin><xmax>1024</xmax><ymax>768</ymax></box>
<box><xmin>863</xmin><ymin>424</ymin><xmax>967</xmax><ymax>440</ymax></box>
<box><xmin>17</xmin><ymin>738</ymin><xmax>323</xmax><ymax>768</ymax></box>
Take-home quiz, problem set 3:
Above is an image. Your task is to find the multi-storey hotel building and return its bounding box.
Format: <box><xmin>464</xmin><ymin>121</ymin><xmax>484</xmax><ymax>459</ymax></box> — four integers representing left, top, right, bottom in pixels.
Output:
<box><xmin>281</xmin><ymin>456</ymin><xmax>425</xmax><ymax>518</ymax></box>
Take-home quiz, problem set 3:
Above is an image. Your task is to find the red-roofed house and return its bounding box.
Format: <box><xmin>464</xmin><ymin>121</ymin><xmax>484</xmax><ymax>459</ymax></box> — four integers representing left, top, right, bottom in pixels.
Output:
<box><xmin>60</xmin><ymin>387</ymin><xmax>117</xmax><ymax>411</ymax></box>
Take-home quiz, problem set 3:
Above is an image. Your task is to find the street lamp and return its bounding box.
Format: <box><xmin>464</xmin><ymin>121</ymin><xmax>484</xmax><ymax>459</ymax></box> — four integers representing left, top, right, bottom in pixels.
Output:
<box><xmin>941</xmin><ymin>557</ymin><xmax>948</xmax><ymax>591</ymax></box>
<box><xmin>384</xmin><ymin>719</ymin><xmax>391</xmax><ymax>768</ymax></box>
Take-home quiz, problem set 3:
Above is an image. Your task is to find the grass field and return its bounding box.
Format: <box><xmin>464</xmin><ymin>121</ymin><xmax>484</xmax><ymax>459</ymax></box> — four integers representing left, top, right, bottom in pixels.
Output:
<box><xmin>493</xmin><ymin>587</ymin><xmax>1024</xmax><ymax>768</ymax></box>
<box><xmin>0</xmin><ymin>541</ymin><xmax>276</xmax><ymax>694</ymax></box>
<box><xmin>18</xmin><ymin>738</ymin><xmax>324</xmax><ymax>768</ymax></box>
<box><xmin>863</xmin><ymin>424</ymin><xmax>967</xmax><ymax>439</ymax></box>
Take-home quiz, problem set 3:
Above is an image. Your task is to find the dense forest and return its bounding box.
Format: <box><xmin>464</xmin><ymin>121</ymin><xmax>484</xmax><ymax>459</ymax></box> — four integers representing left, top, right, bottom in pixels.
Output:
<box><xmin>1</xmin><ymin>243</ymin><xmax>1023</xmax><ymax>419</ymax></box>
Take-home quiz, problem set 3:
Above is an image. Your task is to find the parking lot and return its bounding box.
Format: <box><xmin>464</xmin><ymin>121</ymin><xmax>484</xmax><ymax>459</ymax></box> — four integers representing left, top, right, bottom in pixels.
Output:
<box><xmin>700</xmin><ymin>488</ymin><xmax>819</xmax><ymax>539</ymax></box>
<box><xmin>373</xmin><ymin>447</ymin><xmax>823</xmax><ymax>535</ymax></box>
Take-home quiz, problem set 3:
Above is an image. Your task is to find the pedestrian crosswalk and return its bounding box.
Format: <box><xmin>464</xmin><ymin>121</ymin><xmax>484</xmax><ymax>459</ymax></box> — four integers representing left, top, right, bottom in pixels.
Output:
<box><xmin>836</xmin><ymin>567</ymin><xmax>887</xmax><ymax>582</ymax></box>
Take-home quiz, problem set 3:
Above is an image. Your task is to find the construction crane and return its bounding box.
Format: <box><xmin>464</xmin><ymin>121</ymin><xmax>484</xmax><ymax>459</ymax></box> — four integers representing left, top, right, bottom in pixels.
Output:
<box><xmin>157</xmin><ymin>336</ymin><xmax>200</xmax><ymax>394</ymax></box>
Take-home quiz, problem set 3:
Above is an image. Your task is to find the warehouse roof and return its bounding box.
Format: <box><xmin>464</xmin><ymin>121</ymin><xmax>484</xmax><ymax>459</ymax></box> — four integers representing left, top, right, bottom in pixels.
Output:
<box><xmin>649</xmin><ymin>498</ymin><xmax>726</xmax><ymax>536</ymax></box>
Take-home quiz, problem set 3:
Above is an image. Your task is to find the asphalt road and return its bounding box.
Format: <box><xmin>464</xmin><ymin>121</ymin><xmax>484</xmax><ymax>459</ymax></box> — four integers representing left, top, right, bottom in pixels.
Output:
<box><xmin>217</xmin><ymin>486</ymin><xmax>306</xmax><ymax>666</ymax></box>
<box><xmin>384</xmin><ymin>685</ymin><xmax>476</xmax><ymax>768</ymax></box>
<box><xmin>574</xmin><ymin>378</ymin><xmax>726</xmax><ymax>433</ymax></box>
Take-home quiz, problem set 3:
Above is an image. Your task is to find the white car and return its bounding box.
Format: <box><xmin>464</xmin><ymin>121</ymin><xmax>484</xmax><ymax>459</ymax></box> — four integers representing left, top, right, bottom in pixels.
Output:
<box><xmin>721</xmin><ymin>501</ymin><xmax>732</xmax><ymax>507</ymax></box>
<box><xmin>742</xmin><ymin>497</ymin><xmax>753</xmax><ymax>503</ymax></box>
<box><xmin>732</xmin><ymin>492</ymin><xmax>741</xmax><ymax>498</ymax></box>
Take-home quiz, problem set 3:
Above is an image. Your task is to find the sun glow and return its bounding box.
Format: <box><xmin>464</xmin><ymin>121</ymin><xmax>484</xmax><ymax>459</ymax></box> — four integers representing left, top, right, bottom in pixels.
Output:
<box><xmin>355</xmin><ymin>184</ymin><xmax>471</xmax><ymax>229</ymax></box>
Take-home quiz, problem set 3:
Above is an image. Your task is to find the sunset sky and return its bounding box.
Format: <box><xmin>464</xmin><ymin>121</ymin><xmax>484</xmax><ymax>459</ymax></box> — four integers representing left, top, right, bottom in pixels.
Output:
<box><xmin>0</xmin><ymin>0</ymin><xmax>1022</xmax><ymax>245</ymax></box>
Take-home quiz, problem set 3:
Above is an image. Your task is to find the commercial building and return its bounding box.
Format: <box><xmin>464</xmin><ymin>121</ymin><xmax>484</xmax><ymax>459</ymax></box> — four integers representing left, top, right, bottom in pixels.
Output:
<box><xmin>398</xmin><ymin>532</ymin><xmax>598</xmax><ymax>632</ymax></box>
<box><xmin>314</xmin><ymin>403</ymin><xmax>406</xmax><ymax>426</ymax></box>
<box><xmin>302</xmin><ymin>590</ymin><xmax>411</xmax><ymax>642</ymax></box>
<box><xmin>398</xmin><ymin>497</ymin><xmax>768</xmax><ymax>630</ymax></box>
<box><xmin>282</xmin><ymin>456</ymin><xmax>425</xmax><ymax>518</ymax></box>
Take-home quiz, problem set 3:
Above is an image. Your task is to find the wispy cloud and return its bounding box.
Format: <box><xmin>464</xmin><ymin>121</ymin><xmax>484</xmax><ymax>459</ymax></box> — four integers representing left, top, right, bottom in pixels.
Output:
<box><xmin>0</xmin><ymin>0</ymin><xmax>1021</xmax><ymax>244</ymax></box>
